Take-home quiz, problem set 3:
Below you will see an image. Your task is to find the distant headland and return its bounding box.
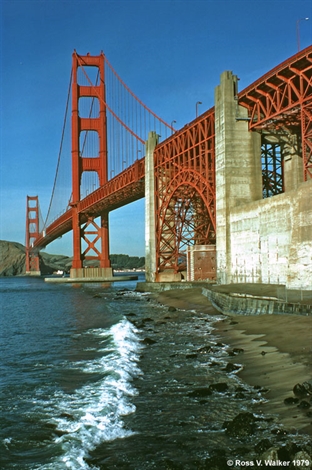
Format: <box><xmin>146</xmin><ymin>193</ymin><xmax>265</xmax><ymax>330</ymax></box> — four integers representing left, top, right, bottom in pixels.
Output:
<box><xmin>0</xmin><ymin>240</ymin><xmax>145</xmax><ymax>276</ymax></box>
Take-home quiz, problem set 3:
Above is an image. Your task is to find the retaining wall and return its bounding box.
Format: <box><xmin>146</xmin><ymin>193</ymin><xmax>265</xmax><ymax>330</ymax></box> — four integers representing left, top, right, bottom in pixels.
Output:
<box><xmin>202</xmin><ymin>287</ymin><xmax>312</xmax><ymax>316</ymax></box>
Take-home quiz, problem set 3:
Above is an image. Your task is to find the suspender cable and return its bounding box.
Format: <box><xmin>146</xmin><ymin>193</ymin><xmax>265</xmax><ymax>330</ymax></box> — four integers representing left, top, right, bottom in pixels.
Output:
<box><xmin>75</xmin><ymin>52</ymin><xmax>145</xmax><ymax>145</ymax></box>
<box><xmin>44</xmin><ymin>70</ymin><xmax>72</xmax><ymax>229</ymax></box>
<box><xmin>104</xmin><ymin>55</ymin><xmax>176</xmax><ymax>133</ymax></box>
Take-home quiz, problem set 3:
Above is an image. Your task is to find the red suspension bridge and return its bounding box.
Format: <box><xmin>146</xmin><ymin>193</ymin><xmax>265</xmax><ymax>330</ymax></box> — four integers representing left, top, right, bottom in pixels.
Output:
<box><xmin>26</xmin><ymin>47</ymin><xmax>312</xmax><ymax>281</ymax></box>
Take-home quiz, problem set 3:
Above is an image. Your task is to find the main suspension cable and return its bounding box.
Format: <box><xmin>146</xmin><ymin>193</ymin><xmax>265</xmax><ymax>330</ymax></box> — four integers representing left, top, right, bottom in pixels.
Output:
<box><xmin>43</xmin><ymin>70</ymin><xmax>73</xmax><ymax>229</ymax></box>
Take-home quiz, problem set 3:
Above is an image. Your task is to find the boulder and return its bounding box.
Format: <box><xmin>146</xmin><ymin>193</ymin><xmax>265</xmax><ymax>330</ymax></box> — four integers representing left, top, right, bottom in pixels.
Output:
<box><xmin>142</xmin><ymin>337</ymin><xmax>156</xmax><ymax>345</ymax></box>
<box><xmin>209</xmin><ymin>382</ymin><xmax>228</xmax><ymax>393</ymax></box>
<box><xmin>260</xmin><ymin>447</ymin><xmax>279</xmax><ymax>461</ymax></box>
<box><xmin>224</xmin><ymin>363</ymin><xmax>240</xmax><ymax>373</ymax></box>
<box><xmin>284</xmin><ymin>397</ymin><xmax>299</xmax><ymax>405</ymax></box>
<box><xmin>254</xmin><ymin>438</ymin><xmax>272</xmax><ymax>454</ymax></box>
<box><xmin>188</xmin><ymin>388</ymin><xmax>212</xmax><ymax>398</ymax></box>
<box><xmin>297</xmin><ymin>400</ymin><xmax>311</xmax><ymax>409</ymax></box>
<box><xmin>225</xmin><ymin>412</ymin><xmax>257</xmax><ymax>437</ymax></box>
<box><xmin>293</xmin><ymin>382</ymin><xmax>312</xmax><ymax>398</ymax></box>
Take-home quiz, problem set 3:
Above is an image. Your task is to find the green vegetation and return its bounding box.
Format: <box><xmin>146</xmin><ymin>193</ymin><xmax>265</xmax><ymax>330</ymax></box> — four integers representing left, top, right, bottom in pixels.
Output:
<box><xmin>109</xmin><ymin>254</ymin><xmax>145</xmax><ymax>270</ymax></box>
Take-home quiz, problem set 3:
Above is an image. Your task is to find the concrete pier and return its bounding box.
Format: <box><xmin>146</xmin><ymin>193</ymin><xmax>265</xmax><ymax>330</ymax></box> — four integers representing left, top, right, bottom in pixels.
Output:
<box><xmin>70</xmin><ymin>267</ymin><xmax>113</xmax><ymax>279</ymax></box>
<box><xmin>45</xmin><ymin>274</ymin><xmax>138</xmax><ymax>283</ymax></box>
<box><xmin>145</xmin><ymin>131</ymin><xmax>159</xmax><ymax>283</ymax></box>
<box><xmin>214</xmin><ymin>71</ymin><xmax>262</xmax><ymax>285</ymax></box>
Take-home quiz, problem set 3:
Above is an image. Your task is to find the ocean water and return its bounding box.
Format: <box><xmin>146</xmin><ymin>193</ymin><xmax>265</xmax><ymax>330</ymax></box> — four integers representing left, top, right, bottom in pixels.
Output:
<box><xmin>1</xmin><ymin>276</ymin><xmax>311</xmax><ymax>470</ymax></box>
<box><xmin>0</xmin><ymin>275</ymin><xmax>145</xmax><ymax>469</ymax></box>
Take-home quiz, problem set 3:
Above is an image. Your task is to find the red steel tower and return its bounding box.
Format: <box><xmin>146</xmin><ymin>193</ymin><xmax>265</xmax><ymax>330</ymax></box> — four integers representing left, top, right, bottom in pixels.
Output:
<box><xmin>25</xmin><ymin>195</ymin><xmax>40</xmax><ymax>274</ymax></box>
<box><xmin>70</xmin><ymin>51</ymin><xmax>112</xmax><ymax>278</ymax></box>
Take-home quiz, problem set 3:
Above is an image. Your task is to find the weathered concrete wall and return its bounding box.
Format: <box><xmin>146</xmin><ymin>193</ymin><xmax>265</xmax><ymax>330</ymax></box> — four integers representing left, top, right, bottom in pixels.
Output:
<box><xmin>145</xmin><ymin>131</ymin><xmax>159</xmax><ymax>282</ymax></box>
<box><xmin>228</xmin><ymin>180</ymin><xmax>312</xmax><ymax>289</ymax></box>
<box><xmin>215</xmin><ymin>71</ymin><xmax>312</xmax><ymax>291</ymax></box>
<box><xmin>215</xmin><ymin>70</ymin><xmax>262</xmax><ymax>285</ymax></box>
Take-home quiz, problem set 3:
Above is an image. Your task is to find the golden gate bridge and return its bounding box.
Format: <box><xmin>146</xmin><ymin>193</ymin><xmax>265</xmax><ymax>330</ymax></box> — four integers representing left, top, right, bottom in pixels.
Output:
<box><xmin>25</xmin><ymin>46</ymin><xmax>312</xmax><ymax>282</ymax></box>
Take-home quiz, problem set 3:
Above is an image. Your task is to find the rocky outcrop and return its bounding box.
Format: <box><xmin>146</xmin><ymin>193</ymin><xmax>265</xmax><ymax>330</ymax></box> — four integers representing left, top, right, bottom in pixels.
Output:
<box><xmin>0</xmin><ymin>240</ymin><xmax>26</xmax><ymax>276</ymax></box>
<box><xmin>0</xmin><ymin>240</ymin><xmax>71</xmax><ymax>276</ymax></box>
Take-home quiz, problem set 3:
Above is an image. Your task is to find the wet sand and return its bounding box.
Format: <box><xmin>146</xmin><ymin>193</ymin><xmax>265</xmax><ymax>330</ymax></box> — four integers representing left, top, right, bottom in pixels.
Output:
<box><xmin>153</xmin><ymin>287</ymin><xmax>312</xmax><ymax>434</ymax></box>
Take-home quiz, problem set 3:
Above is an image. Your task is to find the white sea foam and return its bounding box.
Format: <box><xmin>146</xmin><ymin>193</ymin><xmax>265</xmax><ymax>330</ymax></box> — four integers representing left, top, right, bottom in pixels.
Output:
<box><xmin>39</xmin><ymin>318</ymin><xmax>142</xmax><ymax>470</ymax></box>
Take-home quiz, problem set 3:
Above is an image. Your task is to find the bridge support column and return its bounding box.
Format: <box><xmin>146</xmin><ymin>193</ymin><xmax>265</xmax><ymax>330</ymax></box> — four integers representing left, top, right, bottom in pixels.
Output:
<box><xmin>25</xmin><ymin>195</ymin><xmax>41</xmax><ymax>275</ymax></box>
<box><xmin>70</xmin><ymin>209</ymin><xmax>112</xmax><ymax>279</ymax></box>
<box><xmin>69</xmin><ymin>51</ymin><xmax>112</xmax><ymax>281</ymax></box>
<box><xmin>145</xmin><ymin>131</ymin><xmax>159</xmax><ymax>282</ymax></box>
<box><xmin>100</xmin><ymin>211</ymin><xmax>110</xmax><ymax>269</ymax></box>
<box><xmin>283</xmin><ymin>133</ymin><xmax>304</xmax><ymax>191</ymax></box>
<box><xmin>214</xmin><ymin>71</ymin><xmax>262</xmax><ymax>284</ymax></box>
<box><xmin>71</xmin><ymin>205</ymin><xmax>82</xmax><ymax>271</ymax></box>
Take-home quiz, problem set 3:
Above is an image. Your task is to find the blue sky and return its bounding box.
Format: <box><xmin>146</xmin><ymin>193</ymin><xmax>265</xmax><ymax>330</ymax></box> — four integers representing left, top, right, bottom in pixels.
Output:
<box><xmin>1</xmin><ymin>0</ymin><xmax>312</xmax><ymax>257</ymax></box>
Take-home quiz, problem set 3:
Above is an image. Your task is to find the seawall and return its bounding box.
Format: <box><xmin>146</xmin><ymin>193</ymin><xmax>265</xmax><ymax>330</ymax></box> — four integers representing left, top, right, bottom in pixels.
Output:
<box><xmin>136</xmin><ymin>282</ymin><xmax>312</xmax><ymax>316</ymax></box>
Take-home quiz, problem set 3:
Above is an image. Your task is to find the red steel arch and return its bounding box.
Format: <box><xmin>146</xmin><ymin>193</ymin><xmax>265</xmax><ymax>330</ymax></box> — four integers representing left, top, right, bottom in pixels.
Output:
<box><xmin>153</xmin><ymin>46</ymin><xmax>312</xmax><ymax>277</ymax></box>
<box><xmin>154</xmin><ymin>109</ymin><xmax>215</xmax><ymax>274</ymax></box>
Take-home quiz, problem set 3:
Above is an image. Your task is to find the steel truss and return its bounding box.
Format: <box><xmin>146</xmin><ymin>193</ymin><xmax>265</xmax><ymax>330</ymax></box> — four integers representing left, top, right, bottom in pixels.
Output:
<box><xmin>261</xmin><ymin>141</ymin><xmax>283</xmax><ymax>198</ymax></box>
<box><xmin>238</xmin><ymin>45</ymin><xmax>312</xmax><ymax>181</ymax></box>
<box><xmin>154</xmin><ymin>110</ymin><xmax>216</xmax><ymax>274</ymax></box>
<box><xmin>81</xmin><ymin>217</ymin><xmax>105</xmax><ymax>262</ymax></box>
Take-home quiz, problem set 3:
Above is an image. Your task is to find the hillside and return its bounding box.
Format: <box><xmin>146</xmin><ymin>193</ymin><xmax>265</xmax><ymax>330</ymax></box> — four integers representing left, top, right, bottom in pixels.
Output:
<box><xmin>0</xmin><ymin>240</ymin><xmax>71</xmax><ymax>276</ymax></box>
<box><xmin>0</xmin><ymin>241</ymin><xmax>27</xmax><ymax>276</ymax></box>
<box><xmin>0</xmin><ymin>240</ymin><xmax>145</xmax><ymax>276</ymax></box>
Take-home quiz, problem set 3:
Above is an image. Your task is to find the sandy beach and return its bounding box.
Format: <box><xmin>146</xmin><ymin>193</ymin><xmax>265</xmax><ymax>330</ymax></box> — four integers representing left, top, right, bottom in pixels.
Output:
<box><xmin>153</xmin><ymin>287</ymin><xmax>312</xmax><ymax>435</ymax></box>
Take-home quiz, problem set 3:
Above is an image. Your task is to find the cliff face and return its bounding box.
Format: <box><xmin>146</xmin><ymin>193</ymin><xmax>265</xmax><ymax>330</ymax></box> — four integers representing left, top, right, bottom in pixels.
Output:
<box><xmin>0</xmin><ymin>240</ymin><xmax>71</xmax><ymax>276</ymax></box>
<box><xmin>0</xmin><ymin>241</ymin><xmax>26</xmax><ymax>276</ymax></box>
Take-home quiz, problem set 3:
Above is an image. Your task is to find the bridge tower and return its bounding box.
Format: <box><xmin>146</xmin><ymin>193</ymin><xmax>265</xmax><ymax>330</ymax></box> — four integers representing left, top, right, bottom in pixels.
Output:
<box><xmin>25</xmin><ymin>195</ymin><xmax>41</xmax><ymax>275</ymax></box>
<box><xmin>70</xmin><ymin>51</ymin><xmax>112</xmax><ymax>279</ymax></box>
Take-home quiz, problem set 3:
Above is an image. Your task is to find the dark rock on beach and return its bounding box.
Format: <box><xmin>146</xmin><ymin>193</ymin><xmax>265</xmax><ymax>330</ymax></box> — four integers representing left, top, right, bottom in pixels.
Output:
<box><xmin>297</xmin><ymin>400</ymin><xmax>311</xmax><ymax>409</ymax></box>
<box><xmin>209</xmin><ymin>382</ymin><xmax>228</xmax><ymax>393</ymax></box>
<box><xmin>142</xmin><ymin>337</ymin><xmax>157</xmax><ymax>345</ymax></box>
<box><xmin>293</xmin><ymin>382</ymin><xmax>312</xmax><ymax>398</ymax></box>
<box><xmin>224</xmin><ymin>362</ymin><xmax>241</xmax><ymax>373</ymax></box>
<box><xmin>254</xmin><ymin>438</ymin><xmax>272</xmax><ymax>454</ymax></box>
<box><xmin>224</xmin><ymin>412</ymin><xmax>258</xmax><ymax>437</ymax></box>
<box><xmin>284</xmin><ymin>396</ymin><xmax>300</xmax><ymax>405</ymax></box>
<box><xmin>188</xmin><ymin>387</ymin><xmax>212</xmax><ymax>398</ymax></box>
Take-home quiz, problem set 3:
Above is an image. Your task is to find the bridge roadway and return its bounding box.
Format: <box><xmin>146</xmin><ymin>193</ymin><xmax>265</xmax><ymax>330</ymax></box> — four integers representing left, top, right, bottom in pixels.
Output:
<box><xmin>35</xmin><ymin>157</ymin><xmax>145</xmax><ymax>250</ymax></box>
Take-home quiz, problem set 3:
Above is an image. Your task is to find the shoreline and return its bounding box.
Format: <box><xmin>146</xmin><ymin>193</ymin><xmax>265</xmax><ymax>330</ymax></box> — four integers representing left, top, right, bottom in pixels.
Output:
<box><xmin>86</xmin><ymin>284</ymin><xmax>311</xmax><ymax>468</ymax></box>
<box><xmin>149</xmin><ymin>287</ymin><xmax>312</xmax><ymax>435</ymax></box>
